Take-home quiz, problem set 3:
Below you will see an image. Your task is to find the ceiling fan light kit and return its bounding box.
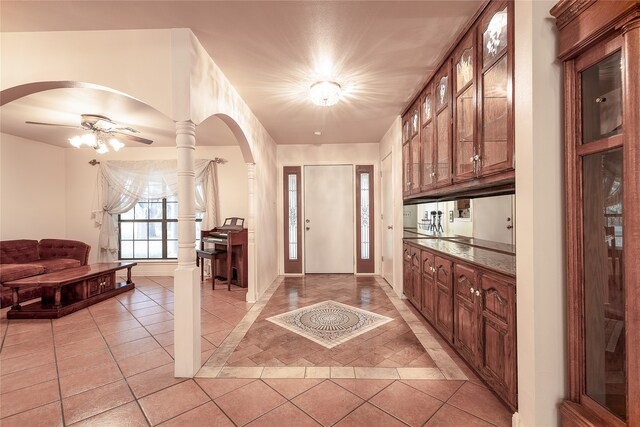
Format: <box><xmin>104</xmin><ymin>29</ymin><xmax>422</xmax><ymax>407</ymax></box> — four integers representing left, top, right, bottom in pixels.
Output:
<box><xmin>25</xmin><ymin>113</ymin><xmax>153</xmax><ymax>154</ymax></box>
<box><xmin>310</xmin><ymin>80</ymin><xmax>342</xmax><ymax>106</ymax></box>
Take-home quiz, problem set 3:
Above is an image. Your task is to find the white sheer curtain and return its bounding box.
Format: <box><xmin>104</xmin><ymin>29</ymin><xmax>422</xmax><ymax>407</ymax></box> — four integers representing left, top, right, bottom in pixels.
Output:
<box><xmin>92</xmin><ymin>159</ymin><xmax>218</xmax><ymax>261</ymax></box>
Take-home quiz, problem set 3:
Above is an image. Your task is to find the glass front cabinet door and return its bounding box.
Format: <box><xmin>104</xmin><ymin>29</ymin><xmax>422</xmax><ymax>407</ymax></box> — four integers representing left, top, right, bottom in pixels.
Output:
<box><xmin>551</xmin><ymin>1</ymin><xmax>640</xmax><ymax>426</ymax></box>
<box><xmin>453</xmin><ymin>31</ymin><xmax>477</xmax><ymax>182</ymax></box>
<box><xmin>421</xmin><ymin>87</ymin><xmax>436</xmax><ymax>190</ymax></box>
<box><xmin>402</xmin><ymin>118</ymin><xmax>411</xmax><ymax>198</ymax></box>
<box><xmin>478</xmin><ymin>1</ymin><xmax>513</xmax><ymax>177</ymax></box>
<box><xmin>434</xmin><ymin>63</ymin><xmax>452</xmax><ymax>187</ymax></box>
<box><xmin>410</xmin><ymin>104</ymin><xmax>421</xmax><ymax>194</ymax></box>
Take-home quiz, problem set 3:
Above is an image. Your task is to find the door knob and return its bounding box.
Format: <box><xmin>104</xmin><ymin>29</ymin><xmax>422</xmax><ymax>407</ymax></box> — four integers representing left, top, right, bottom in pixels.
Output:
<box><xmin>387</xmin><ymin>225</ymin><xmax>393</xmax><ymax>230</ymax></box>
<box><xmin>305</xmin><ymin>227</ymin><xmax>310</xmax><ymax>231</ymax></box>
<box><xmin>306</xmin><ymin>219</ymin><xmax>310</xmax><ymax>223</ymax></box>
<box><xmin>507</xmin><ymin>225</ymin><xmax>513</xmax><ymax>229</ymax></box>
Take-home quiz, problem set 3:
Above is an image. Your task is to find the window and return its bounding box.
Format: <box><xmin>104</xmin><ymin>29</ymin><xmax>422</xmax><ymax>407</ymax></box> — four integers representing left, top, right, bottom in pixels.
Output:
<box><xmin>356</xmin><ymin>165</ymin><xmax>374</xmax><ymax>273</ymax></box>
<box><xmin>283</xmin><ymin>166</ymin><xmax>302</xmax><ymax>273</ymax></box>
<box><xmin>118</xmin><ymin>195</ymin><xmax>203</xmax><ymax>260</ymax></box>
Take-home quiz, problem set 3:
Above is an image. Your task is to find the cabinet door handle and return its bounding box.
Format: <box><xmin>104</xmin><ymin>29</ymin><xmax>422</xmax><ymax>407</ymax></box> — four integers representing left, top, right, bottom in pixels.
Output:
<box><xmin>470</xmin><ymin>287</ymin><xmax>475</xmax><ymax>293</ymax></box>
<box><xmin>475</xmin><ymin>290</ymin><xmax>481</xmax><ymax>297</ymax></box>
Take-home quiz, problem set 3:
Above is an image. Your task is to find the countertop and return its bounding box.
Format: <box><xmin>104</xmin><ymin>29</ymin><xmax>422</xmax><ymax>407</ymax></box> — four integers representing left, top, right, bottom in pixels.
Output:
<box><xmin>403</xmin><ymin>233</ymin><xmax>516</xmax><ymax>278</ymax></box>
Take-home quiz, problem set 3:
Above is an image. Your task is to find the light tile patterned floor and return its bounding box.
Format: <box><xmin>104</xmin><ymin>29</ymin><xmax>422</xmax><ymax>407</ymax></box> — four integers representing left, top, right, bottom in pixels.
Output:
<box><xmin>0</xmin><ymin>274</ymin><xmax>513</xmax><ymax>426</ymax></box>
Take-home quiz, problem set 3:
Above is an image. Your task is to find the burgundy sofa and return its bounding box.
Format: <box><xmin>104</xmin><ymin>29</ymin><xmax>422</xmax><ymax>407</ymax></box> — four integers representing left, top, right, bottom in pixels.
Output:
<box><xmin>0</xmin><ymin>239</ymin><xmax>91</xmax><ymax>308</ymax></box>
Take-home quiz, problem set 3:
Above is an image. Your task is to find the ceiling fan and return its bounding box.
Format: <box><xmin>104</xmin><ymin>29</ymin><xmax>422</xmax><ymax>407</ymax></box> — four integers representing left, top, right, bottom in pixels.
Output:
<box><xmin>25</xmin><ymin>114</ymin><xmax>153</xmax><ymax>152</ymax></box>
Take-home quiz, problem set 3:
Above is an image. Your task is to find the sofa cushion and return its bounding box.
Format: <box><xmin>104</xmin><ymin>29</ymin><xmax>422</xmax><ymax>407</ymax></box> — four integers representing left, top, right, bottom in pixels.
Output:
<box><xmin>0</xmin><ymin>240</ymin><xmax>40</xmax><ymax>264</ymax></box>
<box><xmin>26</xmin><ymin>258</ymin><xmax>81</xmax><ymax>273</ymax></box>
<box><xmin>0</xmin><ymin>263</ymin><xmax>46</xmax><ymax>283</ymax></box>
<box><xmin>39</xmin><ymin>239</ymin><xmax>91</xmax><ymax>265</ymax></box>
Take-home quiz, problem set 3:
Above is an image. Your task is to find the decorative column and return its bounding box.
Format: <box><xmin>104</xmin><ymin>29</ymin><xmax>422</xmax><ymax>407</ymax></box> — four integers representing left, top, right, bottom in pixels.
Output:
<box><xmin>622</xmin><ymin>17</ymin><xmax>640</xmax><ymax>425</ymax></box>
<box><xmin>246</xmin><ymin>163</ymin><xmax>257</xmax><ymax>303</ymax></box>
<box><xmin>173</xmin><ymin>120</ymin><xmax>201</xmax><ymax>377</ymax></box>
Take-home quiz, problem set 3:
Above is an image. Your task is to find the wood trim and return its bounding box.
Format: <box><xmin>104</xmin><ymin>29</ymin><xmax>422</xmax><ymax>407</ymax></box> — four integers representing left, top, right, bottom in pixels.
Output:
<box><xmin>550</xmin><ymin>0</ymin><xmax>639</xmax><ymax>60</ymax></box>
<box><xmin>621</xmin><ymin>17</ymin><xmax>640</xmax><ymax>425</ymax></box>
<box><xmin>575</xmin><ymin>134</ymin><xmax>624</xmax><ymax>157</ymax></box>
<box><xmin>356</xmin><ymin>165</ymin><xmax>375</xmax><ymax>274</ymax></box>
<box><xmin>283</xmin><ymin>166</ymin><xmax>302</xmax><ymax>274</ymax></box>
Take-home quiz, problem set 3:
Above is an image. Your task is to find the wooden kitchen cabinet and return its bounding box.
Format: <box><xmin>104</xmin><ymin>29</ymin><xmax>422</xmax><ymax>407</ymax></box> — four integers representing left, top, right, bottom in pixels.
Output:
<box><xmin>402</xmin><ymin>0</ymin><xmax>515</xmax><ymax>201</ymax></box>
<box><xmin>480</xmin><ymin>272</ymin><xmax>517</xmax><ymax>410</ymax></box>
<box><xmin>434</xmin><ymin>255</ymin><xmax>453</xmax><ymax>343</ymax></box>
<box><xmin>454</xmin><ymin>263</ymin><xmax>480</xmax><ymax>365</ymax></box>
<box><xmin>420</xmin><ymin>87</ymin><xmax>436</xmax><ymax>191</ymax></box>
<box><xmin>402</xmin><ymin>244</ymin><xmax>412</xmax><ymax>300</ymax></box>
<box><xmin>402</xmin><ymin>240</ymin><xmax>517</xmax><ymax>411</ymax></box>
<box><xmin>409</xmin><ymin>246</ymin><xmax>422</xmax><ymax>308</ymax></box>
<box><xmin>421</xmin><ymin>250</ymin><xmax>436</xmax><ymax>322</ymax></box>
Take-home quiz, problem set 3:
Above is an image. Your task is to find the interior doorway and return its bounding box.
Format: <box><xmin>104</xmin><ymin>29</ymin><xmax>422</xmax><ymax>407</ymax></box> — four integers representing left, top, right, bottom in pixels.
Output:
<box><xmin>304</xmin><ymin>165</ymin><xmax>354</xmax><ymax>273</ymax></box>
<box><xmin>381</xmin><ymin>154</ymin><xmax>394</xmax><ymax>285</ymax></box>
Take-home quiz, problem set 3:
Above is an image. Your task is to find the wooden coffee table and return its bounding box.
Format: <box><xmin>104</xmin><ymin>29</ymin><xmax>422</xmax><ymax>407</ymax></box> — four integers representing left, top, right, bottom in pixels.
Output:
<box><xmin>3</xmin><ymin>262</ymin><xmax>137</xmax><ymax>319</ymax></box>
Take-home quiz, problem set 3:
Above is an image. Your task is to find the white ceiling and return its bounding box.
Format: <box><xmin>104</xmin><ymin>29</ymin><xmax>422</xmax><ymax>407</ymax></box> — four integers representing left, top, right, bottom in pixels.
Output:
<box><xmin>0</xmin><ymin>1</ymin><xmax>482</xmax><ymax>148</ymax></box>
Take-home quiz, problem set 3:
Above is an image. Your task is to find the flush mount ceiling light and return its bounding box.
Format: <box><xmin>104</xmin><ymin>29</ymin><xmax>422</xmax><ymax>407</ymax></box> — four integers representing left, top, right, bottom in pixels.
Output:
<box><xmin>310</xmin><ymin>81</ymin><xmax>342</xmax><ymax>107</ymax></box>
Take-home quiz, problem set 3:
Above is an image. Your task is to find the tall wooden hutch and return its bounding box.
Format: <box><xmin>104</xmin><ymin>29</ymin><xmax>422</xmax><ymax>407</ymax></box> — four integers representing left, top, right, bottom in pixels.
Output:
<box><xmin>550</xmin><ymin>1</ymin><xmax>640</xmax><ymax>425</ymax></box>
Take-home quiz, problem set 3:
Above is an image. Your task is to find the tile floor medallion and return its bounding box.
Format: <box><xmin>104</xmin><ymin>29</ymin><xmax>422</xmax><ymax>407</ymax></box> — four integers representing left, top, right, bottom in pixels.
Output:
<box><xmin>266</xmin><ymin>300</ymin><xmax>394</xmax><ymax>349</ymax></box>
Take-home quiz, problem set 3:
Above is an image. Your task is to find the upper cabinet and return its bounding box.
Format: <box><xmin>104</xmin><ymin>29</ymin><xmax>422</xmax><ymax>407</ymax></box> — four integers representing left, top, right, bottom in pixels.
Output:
<box><xmin>478</xmin><ymin>1</ymin><xmax>513</xmax><ymax>177</ymax></box>
<box><xmin>434</xmin><ymin>63</ymin><xmax>452</xmax><ymax>188</ymax></box>
<box><xmin>402</xmin><ymin>0</ymin><xmax>514</xmax><ymax>200</ymax></box>
<box><xmin>453</xmin><ymin>31</ymin><xmax>477</xmax><ymax>182</ymax></box>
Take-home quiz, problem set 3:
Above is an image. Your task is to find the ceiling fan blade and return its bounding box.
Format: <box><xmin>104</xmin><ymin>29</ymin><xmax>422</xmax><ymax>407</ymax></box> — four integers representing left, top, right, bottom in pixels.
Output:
<box><xmin>25</xmin><ymin>121</ymin><xmax>83</xmax><ymax>130</ymax></box>
<box><xmin>112</xmin><ymin>126</ymin><xmax>139</xmax><ymax>134</ymax></box>
<box><xmin>110</xmin><ymin>131</ymin><xmax>153</xmax><ymax>145</ymax></box>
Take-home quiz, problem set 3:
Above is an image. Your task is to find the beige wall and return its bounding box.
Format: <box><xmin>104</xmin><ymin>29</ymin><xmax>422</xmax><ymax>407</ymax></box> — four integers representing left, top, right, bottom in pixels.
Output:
<box><xmin>0</xmin><ymin>133</ymin><xmax>67</xmax><ymax>240</ymax></box>
<box><xmin>379</xmin><ymin>117</ymin><xmax>403</xmax><ymax>295</ymax></box>
<box><xmin>276</xmin><ymin>143</ymin><xmax>381</xmax><ymax>275</ymax></box>
<box><xmin>63</xmin><ymin>145</ymin><xmax>248</xmax><ymax>274</ymax></box>
<box><xmin>514</xmin><ymin>1</ymin><xmax>566</xmax><ymax>426</ymax></box>
<box><xmin>0</xmin><ymin>134</ymin><xmax>250</xmax><ymax>275</ymax></box>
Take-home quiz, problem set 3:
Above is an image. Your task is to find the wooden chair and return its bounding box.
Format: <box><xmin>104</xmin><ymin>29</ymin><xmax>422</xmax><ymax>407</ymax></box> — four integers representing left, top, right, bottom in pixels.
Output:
<box><xmin>196</xmin><ymin>249</ymin><xmax>227</xmax><ymax>290</ymax></box>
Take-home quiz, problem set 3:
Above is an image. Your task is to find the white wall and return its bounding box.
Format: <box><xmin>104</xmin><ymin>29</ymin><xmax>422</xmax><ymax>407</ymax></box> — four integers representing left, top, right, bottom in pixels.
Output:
<box><xmin>0</xmin><ymin>133</ymin><xmax>67</xmax><ymax>240</ymax></box>
<box><xmin>378</xmin><ymin>117</ymin><xmax>403</xmax><ymax>296</ymax></box>
<box><xmin>277</xmin><ymin>143</ymin><xmax>380</xmax><ymax>275</ymax></box>
<box><xmin>514</xmin><ymin>1</ymin><xmax>566</xmax><ymax>426</ymax></box>
<box><xmin>64</xmin><ymin>145</ymin><xmax>248</xmax><ymax>274</ymax></box>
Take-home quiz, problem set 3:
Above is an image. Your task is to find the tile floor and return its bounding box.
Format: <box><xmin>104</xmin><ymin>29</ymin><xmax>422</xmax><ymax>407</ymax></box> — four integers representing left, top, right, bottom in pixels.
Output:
<box><xmin>0</xmin><ymin>274</ymin><xmax>513</xmax><ymax>426</ymax></box>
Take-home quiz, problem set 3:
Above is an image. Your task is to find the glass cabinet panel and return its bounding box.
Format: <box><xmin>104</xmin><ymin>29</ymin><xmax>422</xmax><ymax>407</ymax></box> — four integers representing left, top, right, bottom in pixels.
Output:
<box><xmin>482</xmin><ymin>55</ymin><xmax>508</xmax><ymax>168</ymax></box>
<box><xmin>403</xmin><ymin>121</ymin><xmax>410</xmax><ymax>143</ymax></box>
<box><xmin>436</xmin><ymin>75</ymin><xmax>449</xmax><ymax>110</ymax></box>
<box><xmin>422</xmin><ymin>122</ymin><xmax>434</xmax><ymax>187</ymax></box>
<box><xmin>436</xmin><ymin>108</ymin><xmax>450</xmax><ymax>184</ymax></box>
<box><xmin>403</xmin><ymin>142</ymin><xmax>411</xmax><ymax>192</ymax></box>
<box><xmin>412</xmin><ymin>108</ymin><xmax>419</xmax><ymax>136</ymax></box>
<box><xmin>582</xmin><ymin>148</ymin><xmax>625</xmax><ymax>421</ymax></box>
<box><xmin>581</xmin><ymin>51</ymin><xmax>623</xmax><ymax>144</ymax></box>
<box><xmin>411</xmin><ymin>135</ymin><xmax>420</xmax><ymax>191</ymax></box>
<box><xmin>423</xmin><ymin>95</ymin><xmax>433</xmax><ymax>123</ymax></box>
<box><xmin>457</xmin><ymin>48</ymin><xmax>474</xmax><ymax>90</ymax></box>
<box><xmin>483</xmin><ymin>8</ymin><xmax>507</xmax><ymax>64</ymax></box>
<box><xmin>456</xmin><ymin>85</ymin><xmax>475</xmax><ymax>176</ymax></box>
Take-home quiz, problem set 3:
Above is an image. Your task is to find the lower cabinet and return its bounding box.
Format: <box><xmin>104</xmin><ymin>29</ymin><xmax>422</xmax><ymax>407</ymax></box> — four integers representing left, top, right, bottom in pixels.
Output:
<box><xmin>403</xmin><ymin>242</ymin><xmax>517</xmax><ymax>411</ymax></box>
<box><xmin>454</xmin><ymin>263</ymin><xmax>480</xmax><ymax>365</ymax></box>
<box><xmin>421</xmin><ymin>251</ymin><xmax>436</xmax><ymax>322</ymax></box>
<box><xmin>479</xmin><ymin>272</ymin><xmax>517</xmax><ymax>410</ymax></box>
<box><xmin>434</xmin><ymin>256</ymin><xmax>453</xmax><ymax>343</ymax></box>
<box><xmin>410</xmin><ymin>247</ymin><xmax>422</xmax><ymax>309</ymax></box>
<box><xmin>403</xmin><ymin>244</ymin><xmax>412</xmax><ymax>300</ymax></box>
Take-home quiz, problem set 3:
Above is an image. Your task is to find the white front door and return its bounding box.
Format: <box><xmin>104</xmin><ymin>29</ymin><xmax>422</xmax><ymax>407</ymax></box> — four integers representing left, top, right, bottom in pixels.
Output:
<box><xmin>304</xmin><ymin>165</ymin><xmax>354</xmax><ymax>273</ymax></box>
<box><xmin>472</xmin><ymin>195</ymin><xmax>514</xmax><ymax>244</ymax></box>
<box><xmin>381</xmin><ymin>154</ymin><xmax>394</xmax><ymax>285</ymax></box>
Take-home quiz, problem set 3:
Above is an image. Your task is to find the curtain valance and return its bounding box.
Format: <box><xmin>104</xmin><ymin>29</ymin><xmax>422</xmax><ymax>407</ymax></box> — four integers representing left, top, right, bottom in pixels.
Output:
<box><xmin>92</xmin><ymin>159</ymin><xmax>218</xmax><ymax>261</ymax></box>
